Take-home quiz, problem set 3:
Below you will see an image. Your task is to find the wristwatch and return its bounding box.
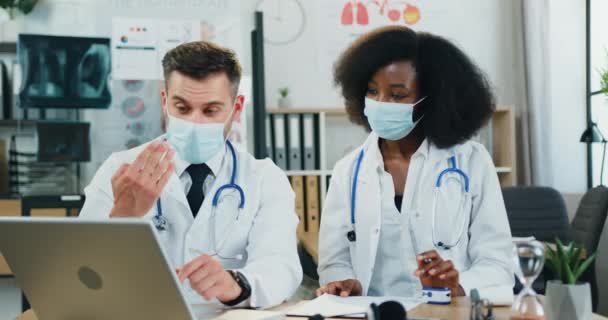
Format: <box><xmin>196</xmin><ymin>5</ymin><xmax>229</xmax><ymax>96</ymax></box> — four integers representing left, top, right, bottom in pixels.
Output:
<box><xmin>223</xmin><ymin>270</ymin><xmax>252</xmax><ymax>306</ymax></box>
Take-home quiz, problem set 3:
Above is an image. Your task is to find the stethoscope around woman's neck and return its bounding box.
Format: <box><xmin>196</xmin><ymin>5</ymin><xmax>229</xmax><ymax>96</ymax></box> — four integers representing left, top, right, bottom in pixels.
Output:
<box><xmin>152</xmin><ymin>140</ymin><xmax>245</xmax><ymax>231</ymax></box>
<box><xmin>346</xmin><ymin>145</ymin><xmax>470</xmax><ymax>251</ymax></box>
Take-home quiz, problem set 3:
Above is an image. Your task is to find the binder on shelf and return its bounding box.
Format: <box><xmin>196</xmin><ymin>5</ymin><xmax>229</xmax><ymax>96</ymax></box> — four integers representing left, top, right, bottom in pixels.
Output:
<box><xmin>272</xmin><ymin>114</ymin><xmax>287</xmax><ymax>170</ymax></box>
<box><xmin>287</xmin><ymin>114</ymin><xmax>303</xmax><ymax>170</ymax></box>
<box><xmin>290</xmin><ymin>175</ymin><xmax>306</xmax><ymax>235</ymax></box>
<box><xmin>0</xmin><ymin>62</ymin><xmax>7</xmax><ymax>120</ymax></box>
<box><xmin>302</xmin><ymin>114</ymin><xmax>318</xmax><ymax>170</ymax></box>
<box><xmin>305</xmin><ymin>175</ymin><xmax>320</xmax><ymax>234</ymax></box>
<box><xmin>265</xmin><ymin>116</ymin><xmax>274</xmax><ymax>160</ymax></box>
<box><xmin>326</xmin><ymin>174</ymin><xmax>332</xmax><ymax>192</ymax></box>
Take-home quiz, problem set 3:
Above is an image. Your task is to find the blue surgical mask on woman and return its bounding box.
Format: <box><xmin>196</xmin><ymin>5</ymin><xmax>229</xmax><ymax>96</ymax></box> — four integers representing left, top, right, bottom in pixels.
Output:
<box><xmin>364</xmin><ymin>97</ymin><xmax>426</xmax><ymax>141</ymax></box>
<box><xmin>165</xmin><ymin>109</ymin><xmax>232</xmax><ymax>164</ymax></box>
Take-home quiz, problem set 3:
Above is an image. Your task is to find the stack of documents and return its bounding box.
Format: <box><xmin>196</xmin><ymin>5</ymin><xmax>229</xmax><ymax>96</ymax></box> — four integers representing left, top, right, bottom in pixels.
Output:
<box><xmin>285</xmin><ymin>294</ymin><xmax>422</xmax><ymax>318</ymax></box>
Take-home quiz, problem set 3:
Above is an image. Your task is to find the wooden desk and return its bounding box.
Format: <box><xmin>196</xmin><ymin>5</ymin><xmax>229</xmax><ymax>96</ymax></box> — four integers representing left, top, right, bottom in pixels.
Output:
<box><xmin>18</xmin><ymin>297</ymin><xmax>608</xmax><ymax>320</ymax></box>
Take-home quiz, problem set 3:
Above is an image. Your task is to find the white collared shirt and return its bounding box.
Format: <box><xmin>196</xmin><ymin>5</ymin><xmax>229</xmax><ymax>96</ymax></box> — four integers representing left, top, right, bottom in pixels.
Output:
<box><xmin>367</xmin><ymin>139</ymin><xmax>421</xmax><ymax>297</ymax></box>
<box><xmin>174</xmin><ymin>144</ymin><xmax>225</xmax><ymax>205</ymax></box>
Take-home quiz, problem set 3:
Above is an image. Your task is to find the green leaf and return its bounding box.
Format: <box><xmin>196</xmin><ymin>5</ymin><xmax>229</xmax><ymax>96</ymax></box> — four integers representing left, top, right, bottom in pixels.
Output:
<box><xmin>564</xmin><ymin>258</ymin><xmax>575</xmax><ymax>284</ymax></box>
<box><xmin>573</xmin><ymin>253</ymin><xmax>597</xmax><ymax>283</ymax></box>
<box><xmin>545</xmin><ymin>256</ymin><xmax>557</xmax><ymax>274</ymax></box>
<box><xmin>555</xmin><ymin>239</ymin><xmax>571</xmax><ymax>283</ymax></box>
<box><xmin>601</xmin><ymin>51</ymin><xmax>608</xmax><ymax>96</ymax></box>
<box><xmin>571</xmin><ymin>246</ymin><xmax>583</xmax><ymax>271</ymax></box>
<box><xmin>0</xmin><ymin>0</ymin><xmax>14</xmax><ymax>8</ymax></box>
<box><xmin>555</xmin><ymin>239</ymin><xmax>567</xmax><ymax>260</ymax></box>
<box><xmin>566</xmin><ymin>242</ymin><xmax>575</xmax><ymax>259</ymax></box>
<box><xmin>547</xmin><ymin>242</ymin><xmax>562</xmax><ymax>280</ymax></box>
<box><xmin>17</xmin><ymin>0</ymin><xmax>37</xmax><ymax>15</ymax></box>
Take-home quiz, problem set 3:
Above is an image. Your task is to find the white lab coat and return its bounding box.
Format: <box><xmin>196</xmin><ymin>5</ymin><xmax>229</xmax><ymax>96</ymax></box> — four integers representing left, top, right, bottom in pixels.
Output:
<box><xmin>79</xmin><ymin>137</ymin><xmax>303</xmax><ymax>308</ymax></box>
<box><xmin>318</xmin><ymin>133</ymin><xmax>514</xmax><ymax>301</ymax></box>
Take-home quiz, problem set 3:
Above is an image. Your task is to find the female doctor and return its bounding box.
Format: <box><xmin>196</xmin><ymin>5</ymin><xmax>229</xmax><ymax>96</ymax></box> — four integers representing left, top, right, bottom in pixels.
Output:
<box><xmin>317</xmin><ymin>26</ymin><xmax>514</xmax><ymax>299</ymax></box>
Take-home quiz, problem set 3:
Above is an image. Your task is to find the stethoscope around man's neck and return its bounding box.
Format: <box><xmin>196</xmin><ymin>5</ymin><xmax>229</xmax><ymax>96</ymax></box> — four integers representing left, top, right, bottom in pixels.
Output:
<box><xmin>152</xmin><ymin>140</ymin><xmax>245</xmax><ymax>231</ymax></box>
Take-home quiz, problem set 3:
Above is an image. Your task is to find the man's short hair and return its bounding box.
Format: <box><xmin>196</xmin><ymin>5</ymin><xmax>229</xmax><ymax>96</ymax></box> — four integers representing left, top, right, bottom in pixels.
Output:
<box><xmin>162</xmin><ymin>41</ymin><xmax>242</xmax><ymax>97</ymax></box>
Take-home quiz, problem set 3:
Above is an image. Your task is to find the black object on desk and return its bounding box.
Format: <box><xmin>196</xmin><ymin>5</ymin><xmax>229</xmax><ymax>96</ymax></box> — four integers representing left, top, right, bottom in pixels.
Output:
<box><xmin>368</xmin><ymin>301</ymin><xmax>407</xmax><ymax>320</ymax></box>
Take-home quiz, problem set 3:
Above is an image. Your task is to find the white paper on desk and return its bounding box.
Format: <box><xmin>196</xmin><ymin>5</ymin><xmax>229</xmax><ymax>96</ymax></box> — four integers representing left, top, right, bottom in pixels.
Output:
<box><xmin>476</xmin><ymin>285</ymin><xmax>514</xmax><ymax>306</ymax></box>
<box><xmin>212</xmin><ymin>309</ymin><xmax>284</xmax><ymax>320</ymax></box>
<box><xmin>286</xmin><ymin>294</ymin><xmax>422</xmax><ymax>318</ymax></box>
<box><xmin>512</xmin><ymin>236</ymin><xmax>536</xmax><ymax>242</ymax></box>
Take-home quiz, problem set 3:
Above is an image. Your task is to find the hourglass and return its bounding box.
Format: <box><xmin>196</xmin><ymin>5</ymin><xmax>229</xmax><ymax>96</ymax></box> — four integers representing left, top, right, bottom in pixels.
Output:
<box><xmin>511</xmin><ymin>240</ymin><xmax>546</xmax><ymax>320</ymax></box>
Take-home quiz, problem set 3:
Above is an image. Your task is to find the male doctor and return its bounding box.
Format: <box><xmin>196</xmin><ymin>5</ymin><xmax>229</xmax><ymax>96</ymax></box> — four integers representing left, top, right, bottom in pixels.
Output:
<box><xmin>79</xmin><ymin>41</ymin><xmax>302</xmax><ymax>308</ymax></box>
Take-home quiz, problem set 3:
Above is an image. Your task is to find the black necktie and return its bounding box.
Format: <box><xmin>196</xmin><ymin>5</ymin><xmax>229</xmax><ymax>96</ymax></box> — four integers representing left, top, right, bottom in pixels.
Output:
<box><xmin>186</xmin><ymin>164</ymin><xmax>211</xmax><ymax>217</ymax></box>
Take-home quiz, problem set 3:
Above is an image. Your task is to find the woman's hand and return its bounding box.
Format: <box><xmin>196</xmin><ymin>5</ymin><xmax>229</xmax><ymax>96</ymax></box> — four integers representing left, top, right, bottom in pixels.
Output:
<box><xmin>316</xmin><ymin>279</ymin><xmax>363</xmax><ymax>297</ymax></box>
<box><xmin>414</xmin><ymin>250</ymin><xmax>465</xmax><ymax>297</ymax></box>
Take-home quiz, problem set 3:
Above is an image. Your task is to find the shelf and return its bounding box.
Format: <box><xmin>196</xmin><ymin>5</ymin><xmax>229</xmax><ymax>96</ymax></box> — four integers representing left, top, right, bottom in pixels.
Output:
<box><xmin>495</xmin><ymin>105</ymin><xmax>512</xmax><ymax>113</ymax></box>
<box><xmin>285</xmin><ymin>170</ymin><xmax>332</xmax><ymax>176</ymax></box>
<box><xmin>496</xmin><ymin>167</ymin><xmax>512</xmax><ymax>173</ymax></box>
<box><xmin>0</xmin><ymin>120</ymin><xmax>37</xmax><ymax>127</ymax></box>
<box><xmin>269</xmin><ymin>106</ymin><xmax>511</xmax><ymax>115</ymax></box>
<box><xmin>0</xmin><ymin>42</ymin><xmax>16</xmax><ymax>54</ymax></box>
<box><xmin>267</xmin><ymin>107</ymin><xmax>347</xmax><ymax>115</ymax></box>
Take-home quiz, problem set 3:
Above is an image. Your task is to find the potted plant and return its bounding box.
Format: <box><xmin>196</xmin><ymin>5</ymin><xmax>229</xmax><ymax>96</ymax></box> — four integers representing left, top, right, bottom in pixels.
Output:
<box><xmin>278</xmin><ymin>87</ymin><xmax>291</xmax><ymax>108</ymax></box>
<box><xmin>600</xmin><ymin>64</ymin><xmax>608</xmax><ymax>96</ymax></box>
<box><xmin>0</xmin><ymin>0</ymin><xmax>38</xmax><ymax>41</ymax></box>
<box><xmin>544</xmin><ymin>239</ymin><xmax>596</xmax><ymax>320</ymax></box>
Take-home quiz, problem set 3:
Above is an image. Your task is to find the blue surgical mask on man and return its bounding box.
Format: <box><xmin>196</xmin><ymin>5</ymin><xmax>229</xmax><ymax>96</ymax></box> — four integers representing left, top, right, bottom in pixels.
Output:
<box><xmin>364</xmin><ymin>97</ymin><xmax>426</xmax><ymax>141</ymax></box>
<box><xmin>165</xmin><ymin>108</ymin><xmax>233</xmax><ymax>164</ymax></box>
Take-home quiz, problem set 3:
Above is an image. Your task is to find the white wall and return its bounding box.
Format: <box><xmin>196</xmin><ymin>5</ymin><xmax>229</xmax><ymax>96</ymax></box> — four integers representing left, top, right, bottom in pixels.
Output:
<box><xmin>548</xmin><ymin>0</ymin><xmax>587</xmax><ymax>193</ymax></box>
<box><xmin>248</xmin><ymin>0</ymin><xmax>527</xmax><ymax>110</ymax></box>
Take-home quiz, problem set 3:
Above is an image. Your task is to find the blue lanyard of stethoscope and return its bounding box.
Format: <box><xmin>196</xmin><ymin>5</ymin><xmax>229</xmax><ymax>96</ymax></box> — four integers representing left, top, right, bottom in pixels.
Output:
<box><xmin>211</xmin><ymin>141</ymin><xmax>245</xmax><ymax>210</ymax></box>
<box><xmin>153</xmin><ymin>141</ymin><xmax>244</xmax><ymax>231</ymax></box>
<box><xmin>431</xmin><ymin>155</ymin><xmax>470</xmax><ymax>250</ymax></box>
<box><xmin>347</xmin><ymin>148</ymin><xmax>365</xmax><ymax>242</ymax></box>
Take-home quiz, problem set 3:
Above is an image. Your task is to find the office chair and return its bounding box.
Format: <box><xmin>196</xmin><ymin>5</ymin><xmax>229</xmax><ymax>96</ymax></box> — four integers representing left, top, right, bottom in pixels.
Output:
<box><xmin>502</xmin><ymin>186</ymin><xmax>571</xmax><ymax>294</ymax></box>
<box><xmin>570</xmin><ymin>185</ymin><xmax>608</xmax><ymax>312</ymax></box>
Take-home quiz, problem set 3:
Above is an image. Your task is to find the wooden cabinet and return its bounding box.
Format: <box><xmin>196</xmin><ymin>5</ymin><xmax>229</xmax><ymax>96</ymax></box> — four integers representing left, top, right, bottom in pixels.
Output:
<box><xmin>0</xmin><ymin>198</ymin><xmax>21</xmax><ymax>276</ymax></box>
<box><xmin>491</xmin><ymin>107</ymin><xmax>517</xmax><ymax>187</ymax></box>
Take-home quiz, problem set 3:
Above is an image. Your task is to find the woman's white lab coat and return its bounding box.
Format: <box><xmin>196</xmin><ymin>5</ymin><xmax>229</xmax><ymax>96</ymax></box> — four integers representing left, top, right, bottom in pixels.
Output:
<box><xmin>318</xmin><ymin>133</ymin><xmax>514</xmax><ymax>301</ymax></box>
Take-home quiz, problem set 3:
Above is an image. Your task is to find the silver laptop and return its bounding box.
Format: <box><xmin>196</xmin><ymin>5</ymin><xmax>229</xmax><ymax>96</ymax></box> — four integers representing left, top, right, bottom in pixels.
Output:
<box><xmin>0</xmin><ymin>217</ymin><xmax>196</xmax><ymax>320</ymax></box>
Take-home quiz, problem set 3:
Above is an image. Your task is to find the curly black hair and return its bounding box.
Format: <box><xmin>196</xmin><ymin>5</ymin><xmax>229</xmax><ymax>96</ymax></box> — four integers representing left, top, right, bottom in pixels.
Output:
<box><xmin>334</xmin><ymin>26</ymin><xmax>495</xmax><ymax>149</ymax></box>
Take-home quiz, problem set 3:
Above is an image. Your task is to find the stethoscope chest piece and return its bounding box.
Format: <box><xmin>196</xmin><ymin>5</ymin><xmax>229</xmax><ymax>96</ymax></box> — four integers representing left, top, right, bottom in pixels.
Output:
<box><xmin>153</xmin><ymin>214</ymin><xmax>168</xmax><ymax>231</ymax></box>
<box><xmin>347</xmin><ymin>230</ymin><xmax>357</xmax><ymax>242</ymax></box>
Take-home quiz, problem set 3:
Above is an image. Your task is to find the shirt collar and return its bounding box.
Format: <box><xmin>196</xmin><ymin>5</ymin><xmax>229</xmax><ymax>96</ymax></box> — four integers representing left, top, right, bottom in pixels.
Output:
<box><xmin>366</xmin><ymin>132</ymin><xmax>431</xmax><ymax>170</ymax></box>
<box><xmin>364</xmin><ymin>132</ymin><xmax>474</xmax><ymax>171</ymax></box>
